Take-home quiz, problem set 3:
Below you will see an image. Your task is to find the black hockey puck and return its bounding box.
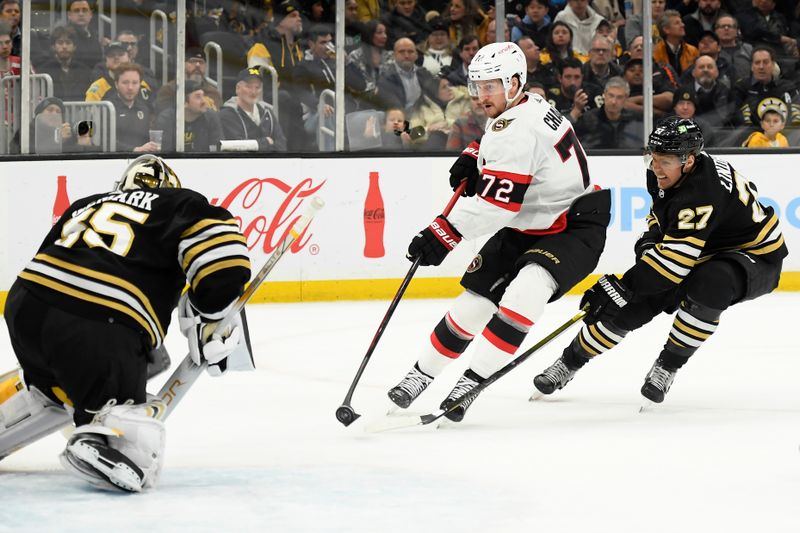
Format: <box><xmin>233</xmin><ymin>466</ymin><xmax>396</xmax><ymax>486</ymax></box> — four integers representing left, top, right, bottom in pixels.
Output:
<box><xmin>335</xmin><ymin>405</ymin><xmax>360</xmax><ymax>427</ymax></box>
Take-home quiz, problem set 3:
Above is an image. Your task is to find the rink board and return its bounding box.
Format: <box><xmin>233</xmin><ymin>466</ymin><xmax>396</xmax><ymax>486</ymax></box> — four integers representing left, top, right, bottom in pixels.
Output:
<box><xmin>0</xmin><ymin>153</ymin><xmax>798</xmax><ymax>309</ymax></box>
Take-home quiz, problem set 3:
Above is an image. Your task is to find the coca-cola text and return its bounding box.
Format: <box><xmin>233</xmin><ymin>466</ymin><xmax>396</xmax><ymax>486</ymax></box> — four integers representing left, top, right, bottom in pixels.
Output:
<box><xmin>212</xmin><ymin>177</ymin><xmax>325</xmax><ymax>254</ymax></box>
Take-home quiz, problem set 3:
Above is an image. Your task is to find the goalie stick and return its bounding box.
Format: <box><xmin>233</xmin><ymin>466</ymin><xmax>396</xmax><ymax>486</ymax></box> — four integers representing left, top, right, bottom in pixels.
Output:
<box><xmin>364</xmin><ymin>306</ymin><xmax>588</xmax><ymax>433</ymax></box>
<box><xmin>335</xmin><ymin>182</ymin><xmax>467</xmax><ymax>427</ymax></box>
<box><xmin>157</xmin><ymin>196</ymin><xmax>325</xmax><ymax>420</ymax></box>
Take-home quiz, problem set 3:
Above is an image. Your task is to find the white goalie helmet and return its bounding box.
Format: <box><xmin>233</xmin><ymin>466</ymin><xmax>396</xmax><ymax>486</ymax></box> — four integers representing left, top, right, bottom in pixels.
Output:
<box><xmin>116</xmin><ymin>154</ymin><xmax>181</xmax><ymax>192</ymax></box>
<box><xmin>468</xmin><ymin>41</ymin><xmax>527</xmax><ymax>104</ymax></box>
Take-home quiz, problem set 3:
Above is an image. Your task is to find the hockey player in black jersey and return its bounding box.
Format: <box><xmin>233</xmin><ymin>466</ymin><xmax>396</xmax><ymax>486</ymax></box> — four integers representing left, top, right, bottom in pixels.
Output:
<box><xmin>1</xmin><ymin>155</ymin><xmax>251</xmax><ymax>491</ymax></box>
<box><xmin>534</xmin><ymin>117</ymin><xmax>788</xmax><ymax>403</ymax></box>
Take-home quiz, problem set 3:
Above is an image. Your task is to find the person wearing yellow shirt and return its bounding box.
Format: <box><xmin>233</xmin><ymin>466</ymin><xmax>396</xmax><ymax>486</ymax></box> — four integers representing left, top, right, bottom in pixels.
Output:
<box><xmin>742</xmin><ymin>108</ymin><xmax>790</xmax><ymax>148</ymax></box>
<box><xmin>85</xmin><ymin>41</ymin><xmax>153</xmax><ymax>106</ymax></box>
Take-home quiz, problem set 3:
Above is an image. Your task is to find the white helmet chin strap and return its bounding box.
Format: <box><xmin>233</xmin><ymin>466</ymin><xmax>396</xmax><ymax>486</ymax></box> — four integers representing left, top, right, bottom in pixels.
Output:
<box><xmin>503</xmin><ymin>75</ymin><xmax>525</xmax><ymax>107</ymax></box>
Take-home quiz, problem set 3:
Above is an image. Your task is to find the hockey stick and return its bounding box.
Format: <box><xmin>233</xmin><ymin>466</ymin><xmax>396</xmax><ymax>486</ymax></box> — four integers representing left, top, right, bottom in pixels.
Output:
<box><xmin>158</xmin><ymin>196</ymin><xmax>325</xmax><ymax>420</ymax></box>
<box><xmin>335</xmin><ymin>182</ymin><xmax>467</xmax><ymax>427</ymax></box>
<box><xmin>364</xmin><ymin>306</ymin><xmax>588</xmax><ymax>432</ymax></box>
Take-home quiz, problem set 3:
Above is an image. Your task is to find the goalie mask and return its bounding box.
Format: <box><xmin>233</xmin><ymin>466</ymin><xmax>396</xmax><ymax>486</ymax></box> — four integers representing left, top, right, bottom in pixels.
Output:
<box><xmin>116</xmin><ymin>155</ymin><xmax>181</xmax><ymax>192</ymax></box>
<box><xmin>468</xmin><ymin>42</ymin><xmax>527</xmax><ymax>106</ymax></box>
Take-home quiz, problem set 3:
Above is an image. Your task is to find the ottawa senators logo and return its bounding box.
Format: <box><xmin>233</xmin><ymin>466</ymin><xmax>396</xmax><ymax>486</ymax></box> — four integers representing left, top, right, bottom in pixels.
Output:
<box><xmin>491</xmin><ymin>118</ymin><xmax>515</xmax><ymax>131</ymax></box>
<box><xmin>466</xmin><ymin>254</ymin><xmax>483</xmax><ymax>273</ymax></box>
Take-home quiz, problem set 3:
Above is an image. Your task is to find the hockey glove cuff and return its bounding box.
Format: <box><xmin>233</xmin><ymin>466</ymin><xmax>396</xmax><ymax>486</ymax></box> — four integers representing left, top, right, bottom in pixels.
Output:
<box><xmin>449</xmin><ymin>139</ymin><xmax>481</xmax><ymax>196</ymax></box>
<box><xmin>178</xmin><ymin>294</ymin><xmax>245</xmax><ymax>375</ymax></box>
<box><xmin>580</xmin><ymin>274</ymin><xmax>631</xmax><ymax>325</ymax></box>
<box><xmin>634</xmin><ymin>231</ymin><xmax>659</xmax><ymax>260</ymax></box>
<box><xmin>407</xmin><ymin>215</ymin><xmax>463</xmax><ymax>266</ymax></box>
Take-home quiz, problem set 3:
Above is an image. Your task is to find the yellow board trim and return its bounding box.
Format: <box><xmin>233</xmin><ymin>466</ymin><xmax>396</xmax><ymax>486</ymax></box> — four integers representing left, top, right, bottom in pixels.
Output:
<box><xmin>2</xmin><ymin>272</ymin><xmax>799</xmax><ymax>313</ymax></box>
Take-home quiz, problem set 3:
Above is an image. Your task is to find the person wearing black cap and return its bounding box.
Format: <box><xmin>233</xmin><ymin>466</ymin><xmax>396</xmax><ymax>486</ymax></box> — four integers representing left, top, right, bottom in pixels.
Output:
<box><xmin>248</xmin><ymin>0</ymin><xmax>304</xmax><ymax>81</ymax></box>
<box><xmin>681</xmin><ymin>0</ymin><xmax>726</xmax><ymax>47</ymax></box>
<box><xmin>10</xmin><ymin>97</ymin><xmax>93</xmax><ymax>154</ymax></box>
<box><xmin>382</xmin><ymin>0</ymin><xmax>430</xmax><ymax>47</ymax></box>
<box><xmin>155</xmin><ymin>47</ymin><xmax>222</xmax><ymax>115</ymax></box>
<box><xmin>86</xmin><ymin>41</ymin><xmax>154</xmax><ymax>108</ymax></box>
<box><xmin>115</xmin><ymin>29</ymin><xmax>160</xmax><ymax>93</ymax></box>
<box><xmin>672</xmin><ymin>89</ymin><xmax>717</xmax><ymax>146</ymax></box>
<box><xmin>247</xmin><ymin>0</ymin><xmax>305</xmax><ymax>150</ymax></box>
<box><xmin>154</xmin><ymin>80</ymin><xmax>223</xmax><ymax>152</ymax></box>
<box><xmin>679</xmin><ymin>30</ymin><xmax>735</xmax><ymax>87</ymax></box>
<box><xmin>420</xmin><ymin>16</ymin><xmax>453</xmax><ymax>77</ymax></box>
<box><xmin>220</xmin><ymin>68</ymin><xmax>287</xmax><ymax>152</ymax></box>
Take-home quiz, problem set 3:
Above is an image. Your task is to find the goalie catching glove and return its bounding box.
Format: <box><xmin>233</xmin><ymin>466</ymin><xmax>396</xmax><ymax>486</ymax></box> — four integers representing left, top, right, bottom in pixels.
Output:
<box><xmin>178</xmin><ymin>294</ymin><xmax>253</xmax><ymax>377</ymax></box>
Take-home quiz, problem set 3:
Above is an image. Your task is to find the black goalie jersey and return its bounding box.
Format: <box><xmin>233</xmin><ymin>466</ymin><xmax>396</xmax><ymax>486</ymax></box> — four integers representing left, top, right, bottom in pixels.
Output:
<box><xmin>621</xmin><ymin>152</ymin><xmax>788</xmax><ymax>298</ymax></box>
<box><xmin>17</xmin><ymin>188</ymin><xmax>251</xmax><ymax>348</ymax></box>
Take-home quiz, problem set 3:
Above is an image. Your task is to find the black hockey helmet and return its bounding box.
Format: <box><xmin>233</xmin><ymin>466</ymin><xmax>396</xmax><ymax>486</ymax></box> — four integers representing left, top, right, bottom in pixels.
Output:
<box><xmin>646</xmin><ymin>117</ymin><xmax>704</xmax><ymax>163</ymax></box>
<box><xmin>116</xmin><ymin>155</ymin><xmax>181</xmax><ymax>191</ymax></box>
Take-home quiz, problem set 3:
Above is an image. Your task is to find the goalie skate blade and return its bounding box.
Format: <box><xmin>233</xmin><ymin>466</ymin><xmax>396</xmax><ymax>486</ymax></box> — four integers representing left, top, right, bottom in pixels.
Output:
<box><xmin>639</xmin><ymin>400</ymin><xmax>655</xmax><ymax>413</ymax></box>
<box><xmin>364</xmin><ymin>414</ymin><xmax>423</xmax><ymax>433</ymax></box>
<box><xmin>528</xmin><ymin>390</ymin><xmax>545</xmax><ymax>402</ymax></box>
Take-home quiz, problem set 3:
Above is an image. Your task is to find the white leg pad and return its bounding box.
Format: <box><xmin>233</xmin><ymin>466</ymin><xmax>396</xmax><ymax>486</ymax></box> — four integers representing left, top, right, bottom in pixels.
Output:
<box><xmin>0</xmin><ymin>385</ymin><xmax>71</xmax><ymax>460</ymax></box>
<box><xmin>102</xmin><ymin>402</ymin><xmax>167</xmax><ymax>489</ymax></box>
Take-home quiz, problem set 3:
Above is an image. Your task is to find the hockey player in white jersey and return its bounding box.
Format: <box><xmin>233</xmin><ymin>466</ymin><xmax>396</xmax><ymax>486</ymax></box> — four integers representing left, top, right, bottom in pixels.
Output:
<box><xmin>387</xmin><ymin>42</ymin><xmax>612</xmax><ymax>422</ymax></box>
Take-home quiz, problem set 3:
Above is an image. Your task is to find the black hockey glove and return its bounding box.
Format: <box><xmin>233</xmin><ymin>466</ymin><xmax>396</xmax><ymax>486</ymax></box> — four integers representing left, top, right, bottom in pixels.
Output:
<box><xmin>634</xmin><ymin>230</ymin><xmax>659</xmax><ymax>260</ymax></box>
<box><xmin>407</xmin><ymin>215</ymin><xmax>463</xmax><ymax>266</ymax></box>
<box><xmin>449</xmin><ymin>139</ymin><xmax>481</xmax><ymax>196</ymax></box>
<box><xmin>580</xmin><ymin>274</ymin><xmax>631</xmax><ymax>325</ymax></box>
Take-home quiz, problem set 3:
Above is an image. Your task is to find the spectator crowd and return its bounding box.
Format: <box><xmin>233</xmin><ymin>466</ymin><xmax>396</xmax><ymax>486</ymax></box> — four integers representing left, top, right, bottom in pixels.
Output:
<box><xmin>4</xmin><ymin>0</ymin><xmax>800</xmax><ymax>153</ymax></box>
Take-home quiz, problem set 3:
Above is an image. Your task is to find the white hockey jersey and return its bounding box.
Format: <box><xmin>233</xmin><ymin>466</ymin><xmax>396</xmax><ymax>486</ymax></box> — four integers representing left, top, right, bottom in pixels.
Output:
<box><xmin>448</xmin><ymin>92</ymin><xmax>593</xmax><ymax>240</ymax></box>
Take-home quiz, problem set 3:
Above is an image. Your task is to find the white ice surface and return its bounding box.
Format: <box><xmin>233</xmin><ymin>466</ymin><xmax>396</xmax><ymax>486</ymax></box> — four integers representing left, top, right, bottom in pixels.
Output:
<box><xmin>1</xmin><ymin>293</ymin><xmax>798</xmax><ymax>532</ymax></box>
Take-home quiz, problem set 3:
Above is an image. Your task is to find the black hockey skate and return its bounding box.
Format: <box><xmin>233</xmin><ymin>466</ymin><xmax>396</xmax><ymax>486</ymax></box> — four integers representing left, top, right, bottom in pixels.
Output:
<box><xmin>388</xmin><ymin>364</ymin><xmax>434</xmax><ymax>409</ymax></box>
<box><xmin>60</xmin><ymin>434</ymin><xmax>145</xmax><ymax>492</ymax></box>
<box><xmin>440</xmin><ymin>369</ymin><xmax>484</xmax><ymax>422</ymax></box>
<box><xmin>533</xmin><ymin>356</ymin><xmax>578</xmax><ymax>395</ymax></box>
<box><xmin>640</xmin><ymin>360</ymin><xmax>677</xmax><ymax>403</ymax></box>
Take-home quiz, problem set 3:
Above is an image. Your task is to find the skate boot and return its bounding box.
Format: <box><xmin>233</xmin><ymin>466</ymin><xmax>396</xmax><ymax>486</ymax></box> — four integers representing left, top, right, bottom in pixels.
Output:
<box><xmin>640</xmin><ymin>360</ymin><xmax>677</xmax><ymax>403</ymax></box>
<box><xmin>533</xmin><ymin>356</ymin><xmax>578</xmax><ymax>395</ymax></box>
<box><xmin>440</xmin><ymin>369</ymin><xmax>484</xmax><ymax>422</ymax></box>
<box><xmin>60</xmin><ymin>433</ymin><xmax>145</xmax><ymax>492</ymax></box>
<box><xmin>388</xmin><ymin>363</ymin><xmax>434</xmax><ymax>409</ymax></box>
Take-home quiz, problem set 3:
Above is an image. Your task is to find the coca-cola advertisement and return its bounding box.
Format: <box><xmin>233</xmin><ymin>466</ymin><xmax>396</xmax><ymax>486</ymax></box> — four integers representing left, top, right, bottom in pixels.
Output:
<box><xmin>210</xmin><ymin>176</ymin><xmax>325</xmax><ymax>256</ymax></box>
<box><xmin>363</xmin><ymin>171</ymin><xmax>385</xmax><ymax>258</ymax></box>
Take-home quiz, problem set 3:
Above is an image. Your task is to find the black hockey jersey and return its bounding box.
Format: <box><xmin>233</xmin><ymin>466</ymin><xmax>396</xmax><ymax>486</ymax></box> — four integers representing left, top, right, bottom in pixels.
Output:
<box><xmin>18</xmin><ymin>188</ymin><xmax>251</xmax><ymax>348</ymax></box>
<box><xmin>622</xmin><ymin>153</ymin><xmax>787</xmax><ymax>299</ymax></box>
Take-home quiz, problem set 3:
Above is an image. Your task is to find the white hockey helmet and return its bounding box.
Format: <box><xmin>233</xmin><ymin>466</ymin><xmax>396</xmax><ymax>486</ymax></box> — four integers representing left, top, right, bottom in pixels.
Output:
<box><xmin>116</xmin><ymin>155</ymin><xmax>181</xmax><ymax>191</ymax></box>
<box><xmin>468</xmin><ymin>42</ymin><xmax>527</xmax><ymax>104</ymax></box>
